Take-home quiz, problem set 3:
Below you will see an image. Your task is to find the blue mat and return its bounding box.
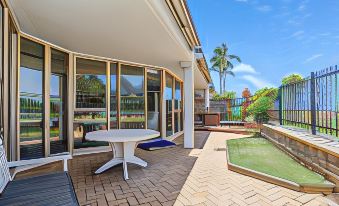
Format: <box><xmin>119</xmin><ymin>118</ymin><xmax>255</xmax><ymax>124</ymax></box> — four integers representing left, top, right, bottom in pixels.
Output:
<box><xmin>137</xmin><ymin>139</ymin><xmax>176</xmax><ymax>151</ymax></box>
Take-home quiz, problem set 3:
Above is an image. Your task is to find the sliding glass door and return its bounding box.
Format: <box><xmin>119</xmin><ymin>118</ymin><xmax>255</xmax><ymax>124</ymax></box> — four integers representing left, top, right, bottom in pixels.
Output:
<box><xmin>120</xmin><ymin>65</ymin><xmax>145</xmax><ymax>129</ymax></box>
<box><xmin>165</xmin><ymin>73</ymin><xmax>173</xmax><ymax>136</ymax></box>
<box><xmin>19</xmin><ymin>37</ymin><xmax>71</xmax><ymax>159</ymax></box>
<box><xmin>19</xmin><ymin>38</ymin><xmax>44</xmax><ymax>159</ymax></box>
<box><xmin>165</xmin><ymin>72</ymin><xmax>183</xmax><ymax>137</ymax></box>
<box><xmin>147</xmin><ymin>69</ymin><xmax>161</xmax><ymax>131</ymax></box>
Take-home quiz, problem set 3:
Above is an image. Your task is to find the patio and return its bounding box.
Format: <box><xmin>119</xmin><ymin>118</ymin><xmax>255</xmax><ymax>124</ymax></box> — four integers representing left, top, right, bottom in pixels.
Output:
<box><xmin>68</xmin><ymin>132</ymin><xmax>209</xmax><ymax>206</ymax></box>
<box><xmin>17</xmin><ymin>131</ymin><xmax>337</xmax><ymax>206</ymax></box>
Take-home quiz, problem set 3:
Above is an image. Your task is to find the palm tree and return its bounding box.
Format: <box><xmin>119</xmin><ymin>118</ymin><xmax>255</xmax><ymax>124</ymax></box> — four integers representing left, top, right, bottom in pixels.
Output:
<box><xmin>210</xmin><ymin>43</ymin><xmax>241</xmax><ymax>94</ymax></box>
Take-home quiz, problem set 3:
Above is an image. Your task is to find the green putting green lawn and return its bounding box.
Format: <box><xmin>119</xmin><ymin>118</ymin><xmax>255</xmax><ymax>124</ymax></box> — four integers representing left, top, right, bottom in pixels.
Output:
<box><xmin>227</xmin><ymin>134</ymin><xmax>328</xmax><ymax>185</ymax></box>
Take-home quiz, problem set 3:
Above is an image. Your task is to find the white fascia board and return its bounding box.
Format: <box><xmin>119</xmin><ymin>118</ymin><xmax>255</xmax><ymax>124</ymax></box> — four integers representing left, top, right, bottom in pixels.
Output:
<box><xmin>145</xmin><ymin>0</ymin><xmax>192</xmax><ymax>60</ymax></box>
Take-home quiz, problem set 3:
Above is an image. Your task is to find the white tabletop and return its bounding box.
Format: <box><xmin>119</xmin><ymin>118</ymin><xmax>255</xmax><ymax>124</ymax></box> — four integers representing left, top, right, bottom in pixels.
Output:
<box><xmin>85</xmin><ymin>129</ymin><xmax>160</xmax><ymax>142</ymax></box>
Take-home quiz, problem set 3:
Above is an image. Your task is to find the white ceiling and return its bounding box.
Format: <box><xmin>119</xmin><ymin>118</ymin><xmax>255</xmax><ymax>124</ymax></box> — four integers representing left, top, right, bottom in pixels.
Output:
<box><xmin>8</xmin><ymin>0</ymin><xmax>208</xmax><ymax>88</ymax></box>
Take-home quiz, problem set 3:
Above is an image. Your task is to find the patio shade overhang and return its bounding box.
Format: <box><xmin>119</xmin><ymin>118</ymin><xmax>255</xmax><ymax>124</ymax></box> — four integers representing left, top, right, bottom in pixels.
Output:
<box><xmin>7</xmin><ymin>0</ymin><xmax>210</xmax><ymax>87</ymax></box>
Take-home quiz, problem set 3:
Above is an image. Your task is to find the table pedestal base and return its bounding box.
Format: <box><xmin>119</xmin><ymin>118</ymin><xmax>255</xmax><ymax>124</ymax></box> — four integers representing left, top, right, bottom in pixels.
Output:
<box><xmin>94</xmin><ymin>142</ymin><xmax>147</xmax><ymax>180</ymax></box>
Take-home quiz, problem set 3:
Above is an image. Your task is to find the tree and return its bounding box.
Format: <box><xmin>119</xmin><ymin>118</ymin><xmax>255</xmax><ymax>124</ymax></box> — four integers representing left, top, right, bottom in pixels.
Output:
<box><xmin>210</xmin><ymin>43</ymin><xmax>241</xmax><ymax>94</ymax></box>
<box><xmin>247</xmin><ymin>96</ymin><xmax>273</xmax><ymax>123</ymax></box>
<box><xmin>282</xmin><ymin>74</ymin><xmax>303</xmax><ymax>85</ymax></box>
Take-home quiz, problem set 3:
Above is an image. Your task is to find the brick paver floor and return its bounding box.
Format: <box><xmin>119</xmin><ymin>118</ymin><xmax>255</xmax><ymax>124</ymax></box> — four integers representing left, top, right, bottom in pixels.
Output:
<box><xmin>69</xmin><ymin>131</ymin><xmax>339</xmax><ymax>206</ymax></box>
<box><xmin>69</xmin><ymin>131</ymin><xmax>210</xmax><ymax>206</ymax></box>
<box><xmin>174</xmin><ymin>132</ymin><xmax>339</xmax><ymax>206</ymax></box>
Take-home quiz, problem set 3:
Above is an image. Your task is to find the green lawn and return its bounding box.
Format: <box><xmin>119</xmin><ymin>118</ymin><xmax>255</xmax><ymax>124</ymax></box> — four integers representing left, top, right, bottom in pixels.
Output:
<box><xmin>227</xmin><ymin>134</ymin><xmax>327</xmax><ymax>185</ymax></box>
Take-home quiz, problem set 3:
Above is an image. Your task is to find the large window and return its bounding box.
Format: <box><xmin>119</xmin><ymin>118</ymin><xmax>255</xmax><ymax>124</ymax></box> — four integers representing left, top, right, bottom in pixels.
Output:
<box><xmin>120</xmin><ymin>65</ymin><xmax>145</xmax><ymax>129</ymax></box>
<box><xmin>110</xmin><ymin>63</ymin><xmax>118</xmax><ymax>129</ymax></box>
<box><xmin>50</xmin><ymin>49</ymin><xmax>68</xmax><ymax>154</ymax></box>
<box><xmin>19</xmin><ymin>38</ymin><xmax>44</xmax><ymax>160</ymax></box>
<box><xmin>74</xmin><ymin>58</ymin><xmax>107</xmax><ymax>148</ymax></box>
<box><xmin>165</xmin><ymin>73</ymin><xmax>173</xmax><ymax>136</ymax></box>
<box><xmin>147</xmin><ymin>69</ymin><xmax>161</xmax><ymax>131</ymax></box>
<box><xmin>76</xmin><ymin>59</ymin><xmax>106</xmax><ymax>108</ymax></box>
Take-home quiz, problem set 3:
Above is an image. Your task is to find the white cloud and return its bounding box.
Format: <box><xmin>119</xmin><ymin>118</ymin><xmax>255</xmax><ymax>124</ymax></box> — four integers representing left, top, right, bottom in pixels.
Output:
<box><xmin>319</xmin><ymin>32</ymin><xmax>331</xmax><ymax>36</ymax></box>
<box><xmin>232</xmin><ymin>63</ymin><xmax>258</xmax><ymax>74</ymax></box>
<box><xmin>241</xmin><ymin>75</ymin><xmax>275</xmax><ymax>89</ymax></box>
<box><xmin>298</xmin><ymin>4</ymin><xmax>306</xmax><ymax>11</ymax></box>
<box><xmin>304</xmin><ymin>54</ymin><xmax>323</xmax><ymax>63</ymax></box>
<box><xmin>298</xmin><ymin>0</ymin><xmax>309</xmax><ymax>11</ymax></box>
<box><xmin>256</xmin><ymin>5</ymin><xmax>272</xmax><ymax>12</ymax></box>
<box><xmin>290</xmin><ymin>30</ymin><xmax>304</xmax><ymax>38</ymax></box>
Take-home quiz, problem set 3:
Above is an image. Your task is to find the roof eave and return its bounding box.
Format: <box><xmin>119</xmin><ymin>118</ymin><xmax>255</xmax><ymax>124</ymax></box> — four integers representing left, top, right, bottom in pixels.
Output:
<box><xmin>165</xmin><ymin>0</ymin><xmax>211</xmax><ymax>83</ymax></box>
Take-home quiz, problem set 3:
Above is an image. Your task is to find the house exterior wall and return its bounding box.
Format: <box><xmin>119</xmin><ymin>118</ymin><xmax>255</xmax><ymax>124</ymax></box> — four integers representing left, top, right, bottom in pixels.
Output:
<box><xmin>0</xmin><ymin>0</ymin><xmax>210</xmax><ymax>161</ymax></box>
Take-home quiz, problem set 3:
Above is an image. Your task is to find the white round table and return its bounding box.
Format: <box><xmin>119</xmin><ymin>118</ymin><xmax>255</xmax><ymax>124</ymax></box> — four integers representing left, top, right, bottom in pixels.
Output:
<box><xmin>85</xmin><ymin>129</ymin><xmax>160</xmax><ymax>180</ymax></box>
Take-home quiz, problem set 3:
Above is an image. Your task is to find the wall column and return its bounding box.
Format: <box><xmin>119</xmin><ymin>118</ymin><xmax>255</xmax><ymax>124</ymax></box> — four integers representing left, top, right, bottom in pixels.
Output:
<box><xmin>205</xmin><ymin>87</ymin><xmax>210</xmax><ymax>111</ymax></box>
<box><xmin>161</xmin><ymin>70</ymin><xmax>166</xmax><ymax>138</ymax></box>
<box><xmin>181</xmin><ymin>61</ymin><xmax>194</xmax><ymax>148</ymax></box>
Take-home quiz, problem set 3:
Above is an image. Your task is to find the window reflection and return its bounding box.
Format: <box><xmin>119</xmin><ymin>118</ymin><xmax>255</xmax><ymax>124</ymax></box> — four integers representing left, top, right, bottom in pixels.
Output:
<box><xmin>174</xmin><ymin>80</ymin><xmax>182</xmax><ymax>133</ymax></box>
<box><xmin>76</xmin><ymin>58</ymin><xmax>106</xmax><ymax>108</ymax></box>
<box><xmin>73</xmin><ymin>111</ymin><xmax>107</xmax><ymax>148</ymax></box>
<box><xmin>147</xmin><ymin>69</ymin><xmax>161</xmax><ymax>131</ymax></box>
<box><xmin>120</xmin><ymin>65</ymin><xmax>145</xmax><ymax>129</ymax></box>
<box><xmin>19</xmin><ymin>38</ymin><xmax>44</xmax><ymax>159</ymax></box>
<box><xmin>74</xmin><ymin>58</ymin><xmax>107</xmax><ymax>149</ymax></box>
<box><xmin>110</xmin><ymin>63</ymin><xmax>117</xmax><ymax>129</ymax></box>
<box><xmin>165</xmin><ymin>73</ymin><xmax>173</xmax><ymax>136</ymax></box>
<box><xmin>50</xmin><ymin>49</ymin><xmax>68</xmax><ymax>154</ymax></box>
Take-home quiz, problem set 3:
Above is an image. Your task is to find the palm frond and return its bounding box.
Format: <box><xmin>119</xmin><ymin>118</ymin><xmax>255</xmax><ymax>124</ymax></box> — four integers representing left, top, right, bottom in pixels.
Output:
<box><xmin>227</xmin><ymin>61</ymin><xmax>234</xmax><ymax>70</ymax></box>
<box><xmin>209</xmin><ymin>67</ymin><xmax>219</xmax><ymax>72</ymax></box>
<box><xmin>225</xmin><ymin>70</ymin><xmax>235</xmax><ymax>77</ymax></box>
<box><xmin>228</xmin><ymin>54</ymin><xmax>241</xmax><ymax>63</ymax></box>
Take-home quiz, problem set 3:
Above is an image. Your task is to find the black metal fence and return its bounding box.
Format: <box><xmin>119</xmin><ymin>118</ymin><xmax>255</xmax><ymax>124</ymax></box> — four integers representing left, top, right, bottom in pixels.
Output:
<box><xmin>280</xmin><ymin>65</ymin><xmax>339</xmax><ymax>137</ymax></box>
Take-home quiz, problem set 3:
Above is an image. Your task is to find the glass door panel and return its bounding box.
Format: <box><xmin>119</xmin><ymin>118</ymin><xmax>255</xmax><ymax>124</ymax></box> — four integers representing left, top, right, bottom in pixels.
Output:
<box><xmin>147</xmin><ymin>69</ymin><xmax>161</xmax><ymax>131</ymax></box>
<box><xmin>174</xmin><ymin>80</ymin><xmax>182</xmax><ymax>133</ymax></box>
<box><xmin>110</xmin><ymin>63</ymin><xmax>118</xmax><ymax>129</ymax></box>
<box><xmin>74</xmin><ymin>58</ymin><xmax>107</xmax><ymax>149</ymax></box>
<box><xmin>19</xmin><ymin>38</ymin><xmax>44</xmax><ymax>159</ymax></box>
<box><xmin>50</xmin><ymin>49</ymin><xmax>68</xmax><ymax>154</ymax></box>
<box><xmin>120</xmin><ymin>65</ymin><xmax>145</xmax><ymax>129</ymax></box>
<box><xmin>165</xmin><ymin>73</ymin><xmax>173</xmax><ymax>136</ymax></box>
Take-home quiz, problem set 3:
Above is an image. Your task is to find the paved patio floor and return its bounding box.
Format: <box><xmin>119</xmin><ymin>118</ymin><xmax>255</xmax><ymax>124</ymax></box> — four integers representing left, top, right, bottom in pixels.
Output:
<box><xmin>69</xmin><ymin>132</ymin><xmax>339</xmax><ymax>206</ymax></box>
<box><xmin>69</xmin><ymin>131</ymin><xmax>210</xmax><ymax>206</ymax></box>
<box><xmin>174</xmin><ymin>132</ymin><xmax>339</xmax><ymax>206</ymax></box>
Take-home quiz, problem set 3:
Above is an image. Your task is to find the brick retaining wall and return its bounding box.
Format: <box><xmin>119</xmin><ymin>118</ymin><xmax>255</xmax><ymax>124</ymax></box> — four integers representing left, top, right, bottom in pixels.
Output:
<box><xmin>261</xmin><ymin>125</ymin><xmax>339</xmax><ymax>192</ymax></box>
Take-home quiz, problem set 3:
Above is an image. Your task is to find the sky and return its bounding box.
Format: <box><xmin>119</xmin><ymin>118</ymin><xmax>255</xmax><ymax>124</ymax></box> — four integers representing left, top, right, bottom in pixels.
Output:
<box><xmin>187</xmin><ymin>0</ymin><xmax>339</xmax><ymax>97</ymax></box>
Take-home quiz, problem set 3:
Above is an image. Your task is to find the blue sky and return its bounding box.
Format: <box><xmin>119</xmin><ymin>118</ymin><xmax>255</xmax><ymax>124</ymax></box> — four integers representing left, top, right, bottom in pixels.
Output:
<box><xmin>187</xmin><ymin>0</ymin><xmax>339</xmax><ymax>96</ymax></box>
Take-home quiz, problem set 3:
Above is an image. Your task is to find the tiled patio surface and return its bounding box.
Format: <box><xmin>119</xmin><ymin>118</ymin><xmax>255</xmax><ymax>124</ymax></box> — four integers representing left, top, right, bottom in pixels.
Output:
<box><xmin>69</xmin><ymin>131</ymin><xmax>210</xmax><ymax>206</ymax></box>
<box><xmin>174</xmin><ymin>132</ymin><xmax>338</xmax><ymax>206</ymax></box>
<box><xmin>68</xmin><ymin>131</ymin><xmax>339</xmax><ymax>206</ymax></box>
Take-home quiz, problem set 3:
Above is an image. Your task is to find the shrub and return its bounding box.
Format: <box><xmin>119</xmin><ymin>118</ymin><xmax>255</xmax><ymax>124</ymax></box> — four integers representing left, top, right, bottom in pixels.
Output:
<box><xmin>252</xmin><ymin>87</ymin><xmax>278</xmax><ymax>101</ymax></box>
<box><xmin>282</xmin><ymin>74</ymin><xmax>303</xmax><ymax>85</ymax></box>
<box><xmin>247</xmin><ymin>96</ymin><xmax>273</xmax><ymax>123</ymax></box>
<box><xmin>244</xmin><ymin>115</ymin><xmax>254</xmax><ymax>122</ymax></box>
<box><xmin>212</xmin><ymin>91</ymin><xmax>236</xmax><ymax>100</ymax></box>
